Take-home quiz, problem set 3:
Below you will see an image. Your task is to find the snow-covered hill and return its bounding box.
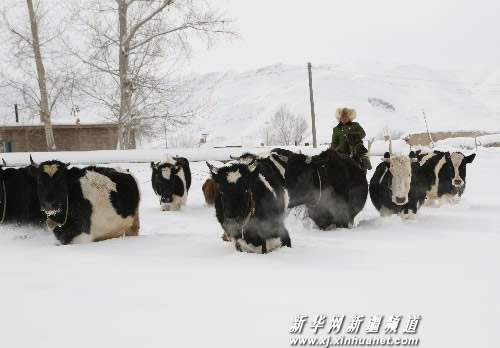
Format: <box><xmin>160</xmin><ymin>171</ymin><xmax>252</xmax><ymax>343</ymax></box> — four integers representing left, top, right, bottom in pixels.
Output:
<box><xmin>170</xmin><ymin>62</ymin><xmax>500</xmax><ymax>147</ymax></box>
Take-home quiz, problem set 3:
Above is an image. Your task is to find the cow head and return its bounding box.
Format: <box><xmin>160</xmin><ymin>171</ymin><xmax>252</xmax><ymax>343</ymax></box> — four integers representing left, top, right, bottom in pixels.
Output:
<box><xmin>448</xmin><ymin>152</ymin><xmax>475</xmax><ymax>188</ymax></box>
<box><xmin>29</xmin><ymin>157</ymin><xmax>71</xmax><ymax>225</ymax></box>
<box><xmin>151</xmin><ymin>160</ymin><xmax>185</xmax><ymax>208</ymax></box>
<box><xmin>382</xmin><ymin>152</ymin><xmax>417</xmax><ymax>205</ymax></box>
<box><xmin>284</xmin><ymin>153</ymin><xmax>325</xmax><ymax>207</ymax></box>
<box><xmin>206</xmin><ymin>161</ymin><xmax>257</xmax><ymax>232</ymax></box>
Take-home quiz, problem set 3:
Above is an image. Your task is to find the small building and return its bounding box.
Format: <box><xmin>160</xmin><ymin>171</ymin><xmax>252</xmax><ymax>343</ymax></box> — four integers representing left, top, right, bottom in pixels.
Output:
<box><xmin>0</xmin><ymin>123</ymin><xmax>136</xmax><ymax>152</ymax></box>
<box><xmin>404</xmin><ymin>131</ymin><xmax>493</xmax><ymax>147</ymax></box>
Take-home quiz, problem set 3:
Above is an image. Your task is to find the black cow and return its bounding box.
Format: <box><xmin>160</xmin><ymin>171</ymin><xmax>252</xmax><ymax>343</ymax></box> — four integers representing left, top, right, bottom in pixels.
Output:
<box><xmin>415</xmin><ymin>150</ymin><xmax>475</xmax><ymax>201</ymax></box>
<box><xmin>151</xmin><ymin>155</ymin><xmax>191</xmax><ymax>211</ymax></box>
<box><xmin>29</xmin><ymin>158</ymin><xmax>140</xmax><ymax>245</ymax></box>
<box><xmin>285</xmin><ymin>149</ymin><xmax>368</xmax><ymax>229</ymax></box>
<box><xmin>206</xmin><ymin>160</ymin><xmax>291</xmax><ymax>253</ymax></box>
<box><xmin>370</xmin><ymin>151</ymin><xmax>438</xmax><ymax>219</ymax></box>
<box><xmin>0</xmin><ymin>162</ymin><xmax>45</xmax><ymax>226</ymax></box>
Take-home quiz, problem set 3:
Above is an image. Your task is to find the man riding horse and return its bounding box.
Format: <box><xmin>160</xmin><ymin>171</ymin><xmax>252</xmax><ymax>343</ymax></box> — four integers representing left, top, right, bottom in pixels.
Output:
<box><xmin>330</xmin><ymin>107</ymin><xmax>372</xmax><ymax>174</ymax></box>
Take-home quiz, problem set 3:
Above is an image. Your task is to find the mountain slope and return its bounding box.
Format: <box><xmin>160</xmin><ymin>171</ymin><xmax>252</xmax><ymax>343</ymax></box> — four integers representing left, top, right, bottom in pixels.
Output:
<box><xmin>175</xmin><ymin>62</ymin><xmax>500</xmax><ymax>147</ymax></box>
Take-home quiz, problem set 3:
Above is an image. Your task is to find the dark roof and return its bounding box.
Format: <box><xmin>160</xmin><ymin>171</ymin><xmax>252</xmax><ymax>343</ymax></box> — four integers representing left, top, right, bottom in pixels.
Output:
<box><xmin>0</xmin><ymin>123</ymin><xmax>118</xmax><ymax>131</ymax></box>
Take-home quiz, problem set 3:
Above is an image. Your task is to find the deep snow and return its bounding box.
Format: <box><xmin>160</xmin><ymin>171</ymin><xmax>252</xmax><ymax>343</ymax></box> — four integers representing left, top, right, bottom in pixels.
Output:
<box><xmin>0</xmin><ymin>147</ymin><xmax>498</xmax><ymax>348</ymax></box>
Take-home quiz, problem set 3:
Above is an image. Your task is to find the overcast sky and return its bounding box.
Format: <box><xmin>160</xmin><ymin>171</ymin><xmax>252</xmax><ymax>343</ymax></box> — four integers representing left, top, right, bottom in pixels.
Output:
<box><xmin>188</xmin><ymin>0</ymin><xmax>500</xmax><ymax>73</ymax></box>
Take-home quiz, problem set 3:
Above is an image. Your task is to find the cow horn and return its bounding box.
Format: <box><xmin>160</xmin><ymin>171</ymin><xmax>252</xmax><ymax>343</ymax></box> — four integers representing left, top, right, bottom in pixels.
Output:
<box><xmin>206</xmin><ymin>161</ymin><xmax>218</xmax><ymax>175</ymax></box>
<box><xmin>229</xmin><ymin>155</ymin><xmax>240</xmax><ymax>160</ymax></box>
<box><xmin>2</xmin><ymin>158</ymin><xmax>6</xmax><ymax>166</ymax></box>
<box><xmin>30</xmin><ymin>154</ymin><xmax>39</xmax><ymax>168</ymax></box>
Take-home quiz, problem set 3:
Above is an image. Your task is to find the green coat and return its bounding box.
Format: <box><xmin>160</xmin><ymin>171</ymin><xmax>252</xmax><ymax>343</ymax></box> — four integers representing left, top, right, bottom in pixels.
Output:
<box><xmin>331</xmin><ymin>121</ymin><xmax>366</xmax><ymax>151</ymax></box>
<box><xmin>331</xmin><ymin>121</ymin><xmax>372</xmax><ymax>172</ymax></box>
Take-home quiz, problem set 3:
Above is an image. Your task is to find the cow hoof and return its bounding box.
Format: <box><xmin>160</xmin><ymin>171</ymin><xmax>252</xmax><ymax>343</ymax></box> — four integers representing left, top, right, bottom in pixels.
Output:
<box><xmin>221</xmin><ymin>232</ymin><xmax>231</xmax><ymax>242</ymax></box>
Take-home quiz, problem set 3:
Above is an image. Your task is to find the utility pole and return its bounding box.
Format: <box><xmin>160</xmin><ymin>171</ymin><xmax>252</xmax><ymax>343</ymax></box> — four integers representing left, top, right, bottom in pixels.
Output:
<box><xmin>307</xmin><ymin>62</ymin><xmax>317</xmax><ymax>148</ymax></box>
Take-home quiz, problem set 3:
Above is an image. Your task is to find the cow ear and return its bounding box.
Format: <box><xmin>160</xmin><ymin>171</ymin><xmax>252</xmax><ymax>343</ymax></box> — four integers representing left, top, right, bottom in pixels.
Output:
<box><xmin>277</xmin><ymin>154</ymin><xmax>289</xmax><ymax>163</ymax></box>
<box><xmin>24</xmin><ymin>163</ymin><xmax>37</xmax><ymax>178</ymax></box>
<box><xmin>248</xmin><ymin>160</ymin><xmax>258</xmax><ymax>173</ymax></box>
<box><xmin>67</xmin><ymin>167</ymin><xmax>80</xmax><ymax>180</ymax></box>
<box><xmin>382</xmin><ymin>152</ymin><xmax>390</xmax><ymax>163</ymax></box>
<box><xmin>466</xmin><ymin>153</ymin><xmax>476</xmax><ymax>163</ymax></box>
<box><xmin>151</xmin><ymin>162</ymin><xmax>156</xmax><ymax>170</ymax></box>
<box><xmin>206</xmin><ymin>161</ymin><xmax>218</xmax><ymax>176</ymax></box>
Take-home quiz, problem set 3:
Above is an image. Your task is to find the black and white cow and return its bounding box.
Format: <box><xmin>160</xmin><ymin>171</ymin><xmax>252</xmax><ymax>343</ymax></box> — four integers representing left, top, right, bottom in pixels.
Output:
<box><xmin>230</xmin><ymin>148</ymin><xmax>294</xmax><ymax>185</ymax></box>
<box><xmin>285</xmin><ymin>149</ymin><xmax>368</xmax><ymax>229</ymax></box>
<box><xmin>206</xmin><ymin>160</ymin><xmax>291</xmax><ymax>253</ymax></box>
<box><xmin>416</xmin><ymin>150</ymin><xmax>475</xmax><ymax>201</ymax></box>
<box><xmin>0</xmin><ymin>161</ymin><xmax>45</xmax><ymax>226</ymax></box>
<box><xmin>151</xmin><ymin>155</ymin><xmax>191</xmax><ymax>211</ymax></box>
<box><xmin>370</xmin><ymin>152</ymin><xmax>432</xmax><ymax>219</ymax></box>
<box><xmin>29</xmin><ymin>158</ymin><xmax>140</xmax><ymax>245</ymax></box>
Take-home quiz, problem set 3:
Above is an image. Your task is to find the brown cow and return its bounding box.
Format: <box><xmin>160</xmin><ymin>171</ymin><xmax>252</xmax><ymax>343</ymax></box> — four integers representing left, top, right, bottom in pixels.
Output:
<box><xmin>202</xmin><ymin>178</ymin><xmax>217</xmax><ymax>207</ymax></box>
<box><xmin>202</xmin><ymin>177</ymin><xmax>230</xmax><ymax>242</ymax></box>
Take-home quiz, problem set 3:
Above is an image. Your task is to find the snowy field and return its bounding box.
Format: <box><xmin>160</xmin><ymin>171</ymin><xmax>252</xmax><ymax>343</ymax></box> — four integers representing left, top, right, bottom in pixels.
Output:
<box><xmin>0</xmin><ymin>147</ymin><xmax>498</xmax><ymax>348</ymax></box>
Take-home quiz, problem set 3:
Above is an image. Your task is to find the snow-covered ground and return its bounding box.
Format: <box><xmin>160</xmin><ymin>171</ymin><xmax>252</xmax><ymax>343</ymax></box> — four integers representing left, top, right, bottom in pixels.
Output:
<box><xmin>0</xmin><ymin>147</ymin><xmax>498</xmax><ymax>348</ymax></box>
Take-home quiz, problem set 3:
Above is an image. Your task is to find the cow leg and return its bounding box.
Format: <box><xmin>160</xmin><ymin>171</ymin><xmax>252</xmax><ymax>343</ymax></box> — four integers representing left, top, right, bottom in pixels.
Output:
<box><xmin>125</xmin><ymin>213</ymin><xmax>140</xmax><ymax>236</ymax></box>
<box><xmin>379</xmin><ymin>206</ymin><xmax>394</xmax><ymax>217</ymax></box>
<box><xmin>221</xmin><ymin>231</ymin><xmax>231</xmax><ymax>242</ymax></box>
<box><xmin>234</xmin><ymin>239</ymin><xmax>243</xmax><ymax>252</ymax></box>
<box><xmin>280</xmin><ymin>233</ymin><xmax>292</xmax><ymax>248</ymax></box>
<box><xmin>261</xmin><ymin>238</ymin><xmax>268</xmax><ymax>254</ymax></box>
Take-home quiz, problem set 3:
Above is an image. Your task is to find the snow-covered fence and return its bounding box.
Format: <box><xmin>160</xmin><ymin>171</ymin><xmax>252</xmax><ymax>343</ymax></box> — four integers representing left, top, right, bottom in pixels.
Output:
<box><xmin>0</xmin><ymin>146</ymin><xmax>328</xmax><ymax>167</ymax></box>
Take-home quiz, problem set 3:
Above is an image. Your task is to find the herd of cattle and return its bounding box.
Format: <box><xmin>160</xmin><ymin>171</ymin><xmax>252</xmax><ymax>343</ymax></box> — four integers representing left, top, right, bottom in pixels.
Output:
<box><xmin>0</xmin><ymin>146</ymin><xmax>475</xmax><ymax>253</ymax></box>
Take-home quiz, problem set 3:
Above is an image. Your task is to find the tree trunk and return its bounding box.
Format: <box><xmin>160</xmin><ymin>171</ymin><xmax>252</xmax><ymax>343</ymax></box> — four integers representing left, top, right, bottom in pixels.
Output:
<box><xmin>118</xmin><ymin>1</ymin><xmax>131</xmax><ymax>150</ymax></box>
<box><xmin>27</xmin><ymin>0</ymin><xmax>56</xmax><ymax>151</ymax></box>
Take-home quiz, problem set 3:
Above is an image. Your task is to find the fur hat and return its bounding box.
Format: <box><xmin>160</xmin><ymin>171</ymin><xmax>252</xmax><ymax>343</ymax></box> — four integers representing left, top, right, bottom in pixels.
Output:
<box><xmin>335</xmin><ymin>107</ymin><xmax>357</xmax><ymax>121</ymax></box>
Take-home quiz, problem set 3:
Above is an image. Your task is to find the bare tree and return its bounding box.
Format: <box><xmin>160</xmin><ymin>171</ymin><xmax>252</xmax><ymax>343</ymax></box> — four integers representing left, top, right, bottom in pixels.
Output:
<box><xmin>68</xmin><ymin>0</ymin><xmax>236</xmax><ymax>149</ymax></box>
<box><xmin>262</xmin><ymin>105</ymin><xmax>308</xmax><ymax>146</ymax></box>
<box><xmin>0</xmin><ymin>0</ymin><xmax>76</xmax><ymax>151</ymax></box>
<box><xmin>376</xmin><ymin>126</ymin><xmax>404</xmax><ymax>140</ymax></box>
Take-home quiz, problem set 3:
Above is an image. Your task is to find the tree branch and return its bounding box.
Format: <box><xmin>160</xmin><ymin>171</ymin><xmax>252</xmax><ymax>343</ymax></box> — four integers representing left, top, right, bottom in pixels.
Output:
<box><xmin>124</xmin><ymin>0</ymin><xmax>173</xmax><ymax>47</ymax></box>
